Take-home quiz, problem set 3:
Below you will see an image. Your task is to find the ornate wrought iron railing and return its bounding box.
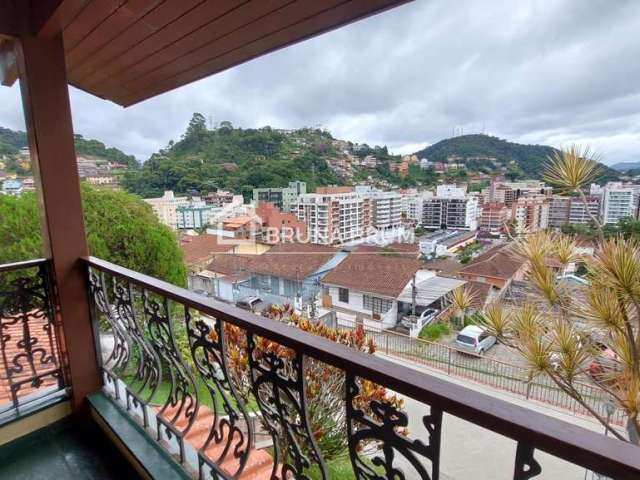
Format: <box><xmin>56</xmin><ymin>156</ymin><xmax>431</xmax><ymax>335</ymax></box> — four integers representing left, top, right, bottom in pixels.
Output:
<box><xmin>0</xmin><ymin>259</ymin><xmax>66</xmax><ymax>421</ymax></box>
<box><xmin>84</xmin><ymin>256</ymin><xmax>640</xmax><ymax>480</ymax></box>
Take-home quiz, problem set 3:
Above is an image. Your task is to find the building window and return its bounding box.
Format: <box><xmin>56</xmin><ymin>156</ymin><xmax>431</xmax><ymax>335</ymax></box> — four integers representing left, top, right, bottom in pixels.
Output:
<box><xmin>363</xmin><ymin>295</ymin><xmax>393</xmax><ymax>315</ymax></box>
<box><xmin>338</xmin><ymin>288</ymin><xmax>349</xmax><ymax>303</ymax></box>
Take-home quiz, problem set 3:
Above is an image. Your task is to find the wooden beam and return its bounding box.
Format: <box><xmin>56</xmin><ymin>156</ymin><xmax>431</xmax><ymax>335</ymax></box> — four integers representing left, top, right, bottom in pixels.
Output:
<box><xmin>15</xmin><ymin>32</ymin><xmax>101</xmax><ymax>411</ymax></box>
<box><xmin>32</xmin><ymin>0</ymin><xmax>90</xmax><ymax>38</ymax></box>
<box><xmin>0</xmin><ymin>38</ymin><xmax>18</xmax><ymax>86</ymax></box>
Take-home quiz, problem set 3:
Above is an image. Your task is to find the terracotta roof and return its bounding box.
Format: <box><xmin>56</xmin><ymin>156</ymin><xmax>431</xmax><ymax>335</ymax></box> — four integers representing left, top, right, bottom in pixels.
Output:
<box><xmin>458</xmin><ymin>244</ymin><xmax>525</xmax><ymax>280</ymax></box>
<box><xmin>180</xmin><ymin>234</ymin><xmax>235</xmax><ymax>267</ymax></box>
<box><xmin>206</xmin><ymin>243</ymin><xmax>337</xmax><ymax>281</ymax></box>
<box><xmin>206</xmin><ymin>254</ymin><xmax>254</xmax><ymax>278</ymax></box>
<box><xmin>465</xmin><ymin>281</ymin><xmax>495</xmax><ymax>309</ymax></box>
<box><xmin>322</xmin><ymin>248</ymin><xmax>424</xmax><ymax>298</ymax></box>
<box><xmin>250</xmin><ymin>243</ymin><xmax>337</xmax><ymax>280</ymax></box>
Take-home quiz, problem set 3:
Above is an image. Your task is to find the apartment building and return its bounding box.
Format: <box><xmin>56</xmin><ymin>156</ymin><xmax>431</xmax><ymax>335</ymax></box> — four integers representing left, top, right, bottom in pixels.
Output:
<box><xmin>512</xmin><ymin>196</ymin><xmax>549</xmax><ymax>234</ymax></box>
<box><xmin>569</xmin><ymin>196</ymin><xmax>601</xmax><ymax>224</ymax></box>
<box><xmin>422</xmin><ymin>197</ymin><xmax>479</xmax><ymax>230</ymax></box>
<box><xmin>144</xmin><ymin>190</ymin><xmax>189</xmax><ymax>229</ymax></box>
<box><xmin>479</xmin><ymin>202</ymin><xmax>509</xmax><ymax>234</ymax></box>
<box><xmin>176</xmin><ymin>200</ymin><xmax>213</xmax><ymax>230</ymax></box>
<box><xmin>296</xmin><ymin>191</ymin><xmax>370</xmax><ymax>245</ymax></box>
<box><xmin>548</xmin><ymin>196</ymin><xmax>571</xmax><ymax>228</ymax></box>
<box><xmin>400</xmin><ymin>190</ymin><xmax>432</xmax><ymax>223</ymax></box>
<box><xmin>601</xmin><ymin>182</ymin><xmax>640</xmax><ymax>225</ymax></box>
<box><xmin>252</xmin><ymin>181</ymin><xmax>306</xmax><ymax>213</ymax></box>
<box><xmin>369</xmin><ymin>191</ymin><xmax>402</xmax><ymax>230</ymax></box>
<box><xmin>548</xmin><ymin>195</ymin><xmax>601</xmax><ymax>227</ymax></box>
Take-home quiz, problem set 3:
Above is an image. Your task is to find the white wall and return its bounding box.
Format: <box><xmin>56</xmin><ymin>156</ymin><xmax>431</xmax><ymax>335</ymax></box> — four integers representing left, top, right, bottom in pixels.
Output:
<box><xmin>327</xmin><ymin>286</ymin><xmax>397</xmax><ymax>327</ymax></box>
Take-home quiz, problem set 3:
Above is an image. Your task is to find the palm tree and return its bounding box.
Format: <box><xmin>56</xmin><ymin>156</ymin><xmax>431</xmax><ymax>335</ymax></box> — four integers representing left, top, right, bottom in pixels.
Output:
<box><xmin>446</xmin><ymin>285</ymin><xmax>477</xmax><ymax>329</ymax></box>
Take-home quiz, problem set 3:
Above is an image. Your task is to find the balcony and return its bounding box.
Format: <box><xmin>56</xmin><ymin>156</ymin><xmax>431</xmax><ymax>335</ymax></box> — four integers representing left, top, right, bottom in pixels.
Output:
<box><xmin>1</xmin><ymin>1</ymin><xmax>640</xmax><ymax>479</ymax></box>
<box><xmin>2</xmin><ymin>256</ymin><xmax>639</xmax><ymax>479</ymax></box>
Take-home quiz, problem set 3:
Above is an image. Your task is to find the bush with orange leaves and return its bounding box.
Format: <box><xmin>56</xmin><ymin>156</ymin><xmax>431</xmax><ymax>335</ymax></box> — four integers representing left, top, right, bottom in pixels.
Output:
<box><xmin>222</xmin><ymin>303</ymin><xmax>404</xmax><ymax>460</ymax></box>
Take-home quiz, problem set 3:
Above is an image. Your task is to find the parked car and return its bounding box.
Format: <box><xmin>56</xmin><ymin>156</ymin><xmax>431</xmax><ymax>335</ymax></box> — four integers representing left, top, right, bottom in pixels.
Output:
<box><xmin>235</xmin><ymin>296</ymin><xmax>270</xmax><ymax>314</ymax></box>
<box><xmin>400</xmin><ymin>308</ymin><xmax>439</xmax><ymax>329</ymax></box>
<box><xmin>455</xmin><ymin>325</ymin><xmax>497</xmax><ymax>355</ymax></box>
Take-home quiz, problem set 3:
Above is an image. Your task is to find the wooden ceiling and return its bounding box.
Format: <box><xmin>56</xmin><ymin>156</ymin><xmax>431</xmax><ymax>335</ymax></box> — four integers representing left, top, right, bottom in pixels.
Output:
<box><xmin>3</xmin><ymin>0</ymin><xmax>409</xmax><ymax>107</ymax></box>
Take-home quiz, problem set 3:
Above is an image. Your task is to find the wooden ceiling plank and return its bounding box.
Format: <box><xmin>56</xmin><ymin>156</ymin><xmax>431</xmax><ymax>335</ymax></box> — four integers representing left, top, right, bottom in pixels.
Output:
<box><xmin>65</xmin><ymin>0</ymin><xmax>163</xmax><ymax>70</ymax></box>
<box><xmin>109</xmin><ymin>0</ymin><xmax>348</xmax><ymax>99</ymax></box>
<box><xmin>33</xmin><ymin>0</ymin><xmax>89</xmax><ymax>38</ymax></box>
<box><xmin>68</xmin><ymin>0</ymin><xmax>203</xmax><ymax>83</ymax></box>
<box><xmin>115</xmin><ymin>0</ymin><xmax>408</xmax><ymax>106</ymax></box>
<box><xmin>78</xmin><ymin>0</ymin><xmax>247</xmax><ymax>90</ymax></box>
<box><xmin>62</xmin><ymin>0</ymin><xmax>127</xmax><ymax>52</ymax></box>
<box><xmin>93</xmin><ymin>0</ymin><xmax>296</xmax><ymax>98</ymax></box>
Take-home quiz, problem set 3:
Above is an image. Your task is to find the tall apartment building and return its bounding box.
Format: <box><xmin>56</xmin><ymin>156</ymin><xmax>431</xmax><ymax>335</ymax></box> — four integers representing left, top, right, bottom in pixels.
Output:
<box><xmin>296</xmin><ymin>192</ymin><xmax>370</xmax><ymax>245</ymax></box>
<box><xmin>252</xmin><ymin>181</ymin><xmax>306</xmax><ymax>213</ymax></box>
<box><xmin>512</xmin><ymin>196</ymin><xmax>549</xmax><ymax>234</ymax></box>
<box><xmin>422</xmin><ymin>197</ymin><xmax>479</xmax><ymax>231</ymax></box>
<box><xmin>369</xmin><ymin>191</ymin><xmax>402</xmax><ymax>230</ymax></box>
<box><xmin>601</xmin><ymin>183</ymin><xmax>640</xmax><ymax>225</ymax></box>
<box><xmin>400</xmin><ymin>190</ymin><xmax>432</xmax><ymax>223</ymax></box>
<box><xmin>145</xmin><ymin>190</ymin><xmax>189</xmax><ymax>229</ymax></box>
<box><xmin>483</xmin><ymin>179</ymin><xmax>552</xmax><ymax>207</ymax></box>
<box><xmin>569</xmin><ymin>196</ymin><xmax>600</xmax><ymax>225</ymax></box>
<box><xmin>479</xmin><ymin>202</ymin><xmax>509</xmax><ymax>234</ymax></box>
<box><xmin>548</xmin><ymin>195</ymin><xmax>601</xmax><ymax>227</ymax></box>
<box><xmin>548</xmin><ymin>196</ymin><xmax>571</xmax><ymax>228</ymax></box>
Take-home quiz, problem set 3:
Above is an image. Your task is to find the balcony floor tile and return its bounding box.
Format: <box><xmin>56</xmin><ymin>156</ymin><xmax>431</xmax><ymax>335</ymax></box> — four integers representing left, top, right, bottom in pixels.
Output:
<box><xmin>0</xmin><ymin>418</ymin><xmax>139</xmax><ymax>479</ymax></box>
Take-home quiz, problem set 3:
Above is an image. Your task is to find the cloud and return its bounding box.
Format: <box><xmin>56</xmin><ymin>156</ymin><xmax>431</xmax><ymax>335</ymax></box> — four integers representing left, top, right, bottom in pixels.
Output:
<box><xmin>1</xmin><ymin>0</ymin><xmax>639</xmax><ymax>165</ymax></box>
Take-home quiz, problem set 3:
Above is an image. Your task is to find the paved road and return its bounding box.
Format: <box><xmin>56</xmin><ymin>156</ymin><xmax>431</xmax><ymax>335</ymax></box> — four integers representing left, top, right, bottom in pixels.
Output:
<box><xmin>375</xmin><ymin>354</ymin><xmax>606</xmax><ymax>480</ymax></box>
<box><xmin>393</xmin><ymin>396</ymin><xmax>587</xmax><ymax>480</ymax></box>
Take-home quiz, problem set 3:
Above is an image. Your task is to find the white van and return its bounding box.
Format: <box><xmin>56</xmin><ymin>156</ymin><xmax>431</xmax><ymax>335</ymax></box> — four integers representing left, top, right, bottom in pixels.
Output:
<box><xmin>455</xmin><ymin>325</ymin><xmax>497</xmax><ymax>355</ymax></box>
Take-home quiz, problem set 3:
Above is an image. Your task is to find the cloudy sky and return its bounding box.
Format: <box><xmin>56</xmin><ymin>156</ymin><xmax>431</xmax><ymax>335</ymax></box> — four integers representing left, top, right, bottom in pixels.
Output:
<box><xmin>1</xmin><ymin>0</ymin><xmax>640</xmax><ymax>165</ymax></box>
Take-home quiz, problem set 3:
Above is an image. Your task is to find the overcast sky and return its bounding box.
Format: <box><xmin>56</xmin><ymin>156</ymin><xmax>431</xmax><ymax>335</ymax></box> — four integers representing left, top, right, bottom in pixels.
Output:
<box><xmin>1</xmin><ymin>0</ymin><xmax>639</xmax><ymax>165</ymax></box>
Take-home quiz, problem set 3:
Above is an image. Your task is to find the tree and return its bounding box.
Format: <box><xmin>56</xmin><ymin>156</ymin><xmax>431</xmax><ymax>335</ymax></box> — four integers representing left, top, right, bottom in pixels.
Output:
<box><xmin>0</xmin><ymin>186</ymin><xmax>186</xmax><ymax>286</ymax></box>
<box><xmin>482</xmin><ymin>147</ymin><xmax>640</xmax><ymax>444</ymax></box>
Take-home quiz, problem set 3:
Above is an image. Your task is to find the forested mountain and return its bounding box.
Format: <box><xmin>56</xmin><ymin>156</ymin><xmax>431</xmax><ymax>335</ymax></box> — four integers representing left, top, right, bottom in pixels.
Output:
<box><xmin>610</xmin><ymin>161</ymin><xmax>640</xmax><ymax>172</ymax></box>
<box><xmin>414</xmin><ymin>134</ymin><xmax>618</xmax><ymax>182</ymax></box>
<box><xmin>0</xmin><ymin>127</ymin><xmax>27</xmax><ymax>155</ymax></box>
<box><xmin>0</xmin><ymin>126</ymin><xmax>138</xmax><ymax>169</ymax></box>
<box><xmin>123</xmin><ymin>114</ymin><xmax>341</xmax><ymax>198</ymax></box>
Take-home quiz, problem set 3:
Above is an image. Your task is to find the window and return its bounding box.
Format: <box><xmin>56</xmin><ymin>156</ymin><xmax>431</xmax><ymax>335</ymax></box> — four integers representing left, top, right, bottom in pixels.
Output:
<box><xmin>338</xmin><ymin>288</ymin><xmax>349</xmax><ymax>303</ymax></box>
<box><xmin>363</xmin><ymin>295</ymin><xmax>392</xmax><ymax>315</ymax></box>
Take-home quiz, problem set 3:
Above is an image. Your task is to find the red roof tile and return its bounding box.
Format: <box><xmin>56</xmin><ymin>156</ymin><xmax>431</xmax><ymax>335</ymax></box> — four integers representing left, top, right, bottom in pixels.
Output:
<box><xmin>322</xmin><ymin>249</ymin><xmax>424</xmax><ymax>298</ymax></box>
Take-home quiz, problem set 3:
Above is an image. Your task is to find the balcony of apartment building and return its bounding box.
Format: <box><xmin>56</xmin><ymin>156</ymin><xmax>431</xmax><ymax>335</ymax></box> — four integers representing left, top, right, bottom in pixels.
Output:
<box><xmin>1</xmin><ymin>2</ymin><xmax>640</xmax><ymax>480</ymax></box>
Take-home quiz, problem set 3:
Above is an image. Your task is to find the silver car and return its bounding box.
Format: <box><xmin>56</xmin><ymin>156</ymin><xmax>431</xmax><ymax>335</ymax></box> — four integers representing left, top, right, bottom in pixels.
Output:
<box><xmin>455</xmin><ymin>325</ymin><xmax>497</xmax><ymax>355</ymax></box>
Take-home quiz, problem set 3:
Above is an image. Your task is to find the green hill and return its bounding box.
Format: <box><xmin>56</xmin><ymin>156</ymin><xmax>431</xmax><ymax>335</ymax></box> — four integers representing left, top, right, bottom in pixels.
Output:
<box><xmin>414</xmin><ymin>134</ymin><xmax>618</xmax><ymax>182</ymax></box>
<box><xmin>122</xmin><ymin>114</ymin><xmax>342</xmax><ymax>198</ymax></box>
<box><xmin>0</xmin><ymin>126</ymin><xmax>138</xmax><ymax>171</ymax></box>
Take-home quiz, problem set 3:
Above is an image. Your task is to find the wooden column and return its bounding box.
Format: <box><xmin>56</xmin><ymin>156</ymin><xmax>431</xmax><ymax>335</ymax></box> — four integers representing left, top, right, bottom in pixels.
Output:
<box><xmin>15</xmin><ymin>33</ymin><xmax>101</xmax><ymax>410</ymax></box>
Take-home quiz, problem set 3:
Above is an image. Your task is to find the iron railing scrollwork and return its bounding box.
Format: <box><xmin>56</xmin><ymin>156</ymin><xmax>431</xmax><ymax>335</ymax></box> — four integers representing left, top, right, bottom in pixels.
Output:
<box><xmin>84</xmin><ymin>257</ymin><xmax>640</xmax><ymax>480</ymax></box>
<box><xmin>248</xmin><ymin>333</ymin><xmax>327</xmax><ymax>480</ymax></box>
<box><xmin>0</xmin><ymin>259</ymin><xmax>65</xmax><ymax>418</ymax></box>
<box><xmin>346</xmin><ymin>374</ymin><xmax>442</xmax><ymax>480</ymax></box>
<box><xmin>186</xmin><ymin>310</ymin><xmax>254</xmax><ymax>479</ymax></box>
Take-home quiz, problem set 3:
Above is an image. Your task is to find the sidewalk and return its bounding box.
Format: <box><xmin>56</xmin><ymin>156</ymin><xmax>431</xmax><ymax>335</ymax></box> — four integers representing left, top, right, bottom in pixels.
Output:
<box><xmin>380</xmin><ymin>352</ymin><xmax>612</xmax><ymax>480</ymax></box>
